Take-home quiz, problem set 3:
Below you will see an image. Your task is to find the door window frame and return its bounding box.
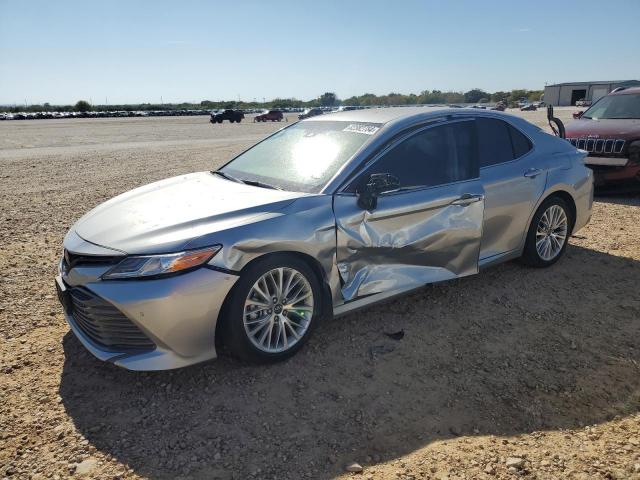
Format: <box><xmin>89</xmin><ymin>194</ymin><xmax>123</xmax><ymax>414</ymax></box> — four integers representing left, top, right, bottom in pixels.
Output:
<box><xmin>338</xmin><ymin>118</ymin><xmax>480</xmax><ymax>195</ymax></box>
<box><xmin>476</xmin><ymin>118</ymin><xmax>536</xmax><ymax>171</ymax></box>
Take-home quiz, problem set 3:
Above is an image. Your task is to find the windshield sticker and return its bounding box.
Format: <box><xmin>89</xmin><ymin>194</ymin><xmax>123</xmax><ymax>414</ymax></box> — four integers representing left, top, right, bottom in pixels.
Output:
<box><xmin>343</xmin><ymin>124</ymin><xmax>380</xmax><ymax>135</ymax></box>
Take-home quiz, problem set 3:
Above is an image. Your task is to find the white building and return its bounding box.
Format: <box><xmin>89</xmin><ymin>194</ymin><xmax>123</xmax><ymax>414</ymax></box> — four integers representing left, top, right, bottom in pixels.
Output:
<box><xmin>543</xmin><ymin>80</ymin><xmax>640</xmax><ymax>106</ymax></box>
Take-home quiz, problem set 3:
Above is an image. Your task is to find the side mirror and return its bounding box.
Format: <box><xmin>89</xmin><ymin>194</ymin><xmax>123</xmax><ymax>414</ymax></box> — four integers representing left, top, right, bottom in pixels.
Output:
<box><xmin>357</xmin><ymin>173</ymin><xmax>400</xmax><ymax>211</ymax></box>
<box><xmin>573</xmin><ymin>111</ymin><xmax>584</xmax><ymax>119</ymax></box>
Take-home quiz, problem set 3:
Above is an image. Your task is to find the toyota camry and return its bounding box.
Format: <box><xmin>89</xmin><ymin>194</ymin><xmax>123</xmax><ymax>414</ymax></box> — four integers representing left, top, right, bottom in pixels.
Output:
<box><xmin>56</xmin><ymin>107</ymin><xmax>593</xmax><ymax>370</ymax></box>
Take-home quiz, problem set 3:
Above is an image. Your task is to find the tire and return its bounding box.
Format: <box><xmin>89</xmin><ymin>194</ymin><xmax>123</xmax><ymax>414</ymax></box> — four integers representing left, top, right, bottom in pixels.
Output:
<box><xmin>521</xmin><ymin>196</ymin><xmax>573</xmax><ymax>268</ymax></box>
<box><xmin>216</xmin><ymin>118</ymin><xmax>222</xmax><ymax>124</ymax></box>
<box><xmin>222</xmin><ymin>255</ymin><xmax>322</xmax><ymax>363</ymax></box>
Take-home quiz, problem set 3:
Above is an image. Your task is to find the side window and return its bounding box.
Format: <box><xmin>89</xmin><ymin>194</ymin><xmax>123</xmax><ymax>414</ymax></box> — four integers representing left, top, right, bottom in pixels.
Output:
<box><xmin>354</xmin><ymin>121</ymin><xmax>477</xmax><ymax>191</ymax></box>
<box><xmin>508</xmin><ymin>124</ymin><xmax>533</xmax><ymax>158</ymax></box>
<box><xmin>477</xmin><ymin>118</ymin><xmax>513</xmax><ymax>167</ymax></box>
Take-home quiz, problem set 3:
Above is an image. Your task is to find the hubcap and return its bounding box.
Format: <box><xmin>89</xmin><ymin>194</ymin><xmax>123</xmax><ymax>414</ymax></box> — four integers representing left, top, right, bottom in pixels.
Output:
<box><xmin>536</xmin><ymin>204</ymin><xmax>568</xmax><ymax>261</ymax></box>
<box><xmin>243</xmin><ymin>267</ymin><xmax>314</xmax><ymax>353</ymax></box>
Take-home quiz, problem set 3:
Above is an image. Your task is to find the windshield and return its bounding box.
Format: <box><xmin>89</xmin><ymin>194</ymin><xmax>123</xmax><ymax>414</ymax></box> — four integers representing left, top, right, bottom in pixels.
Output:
<box><xmin>219</xmin><ymin>121</ymin><xmax>381</xmax><ymax>193</ymax></box>
<box><xmin>583</xmin><ymin>93</ymin><xmax>640</xmax><ymax>119</ymax></box>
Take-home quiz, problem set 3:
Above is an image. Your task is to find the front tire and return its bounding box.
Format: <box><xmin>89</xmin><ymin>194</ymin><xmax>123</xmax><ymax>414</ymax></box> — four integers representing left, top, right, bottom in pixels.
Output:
<box><xmin>521</xmin><ymin>196</ymin><xmax>573</xmax><ymax>267</ymax></box>
<box><xmin>223</xmin><ymin>255</ymin><xmax>322</xmax><ymax>363</ymax></box>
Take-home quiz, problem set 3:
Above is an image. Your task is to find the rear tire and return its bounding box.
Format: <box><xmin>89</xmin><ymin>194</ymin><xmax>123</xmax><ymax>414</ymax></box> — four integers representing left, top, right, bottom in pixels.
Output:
<box><xmin>521</xmin><ymin>196</ymin><xmax>573</xmax><ymax>267</ymax></box>
<box><xmin>223</xmin><ymin>255</ymin><xmax>322</xmax><ymax>363</ymax></box>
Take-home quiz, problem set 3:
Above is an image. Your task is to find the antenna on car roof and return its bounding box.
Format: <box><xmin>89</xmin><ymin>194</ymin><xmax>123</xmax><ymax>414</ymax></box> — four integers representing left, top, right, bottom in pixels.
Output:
<box><xmin>547</xmin><ymin>105</ymin><xmax>565</xmax><ymax>139</ymax></box>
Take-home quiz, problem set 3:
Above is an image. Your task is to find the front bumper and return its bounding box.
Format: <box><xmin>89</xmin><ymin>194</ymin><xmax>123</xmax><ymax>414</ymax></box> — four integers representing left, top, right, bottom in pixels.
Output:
<box><xmin>58</xmin><ymin>267</ymin><xmax>238</xmax><ymax>370</ymax></box>
<box><xmin>586</xmin><ymin>159</ymin><xmax>640</xmax><ymax>187</ymax></box>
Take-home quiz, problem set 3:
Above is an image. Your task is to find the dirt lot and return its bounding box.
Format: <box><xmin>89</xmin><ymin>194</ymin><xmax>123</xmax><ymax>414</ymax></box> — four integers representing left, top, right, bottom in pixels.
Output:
<box><xmin>1</xmin><ymin>109</ymin><xmax>639</xmax><ymax>480</ymax></box>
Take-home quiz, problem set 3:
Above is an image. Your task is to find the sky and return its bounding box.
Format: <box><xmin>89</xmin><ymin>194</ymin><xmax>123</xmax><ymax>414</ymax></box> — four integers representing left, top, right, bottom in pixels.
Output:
<box><xmin>1</xmin><ymin>0</ymin><xmax>639</xmax><ymax>105</ymax></box>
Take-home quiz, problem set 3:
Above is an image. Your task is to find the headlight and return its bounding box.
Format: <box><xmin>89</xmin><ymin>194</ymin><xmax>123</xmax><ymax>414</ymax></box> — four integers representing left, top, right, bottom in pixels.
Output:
<box><xmin>102</xmin><ymin>245</ymin><xmax>221</xmax><ymax>280</ymax></box>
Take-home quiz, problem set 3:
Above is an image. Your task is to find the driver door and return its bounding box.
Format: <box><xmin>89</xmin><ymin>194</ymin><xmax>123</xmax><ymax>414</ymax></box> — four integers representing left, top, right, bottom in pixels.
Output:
<box><xmin>333</xmin><ymin>119</ymin><xmax>485</xmax><ymax>301</ymax></box>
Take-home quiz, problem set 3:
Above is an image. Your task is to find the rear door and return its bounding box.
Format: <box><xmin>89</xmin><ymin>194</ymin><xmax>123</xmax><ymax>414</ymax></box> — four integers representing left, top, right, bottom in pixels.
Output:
<box><xmin>333</xmin><ymin>119</ymin><xmax>485</xmax><ymax>301</ymax></box>
<box><xmin>476</xmin><ymin>117</ymin><xmax>545</xmax><ymax>261</ymax></box>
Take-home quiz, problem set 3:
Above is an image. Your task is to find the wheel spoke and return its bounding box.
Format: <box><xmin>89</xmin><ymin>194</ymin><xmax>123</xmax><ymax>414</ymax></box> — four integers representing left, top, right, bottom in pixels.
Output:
<box><xmin>245</xmin><ymin>313</ymin><xmax>270</xmax><ymax>326</ymax></box>
<box><xmin>248</xmin><ymin>317</ymin><xmax>271</xmax><ymax>336</ymax></box>
<box><xmin>253</xmin><ymin>280</ymin><xmax>270</xmax><ymax>303</ymax></box>
<box><xmin>286</xmin><ymin>305</ymin><xmax>312</xmax><ymax>313</ymax></box>
<box><xmin>288</xmin><ymin>291</ymin><xmax>311</xmax><ymax>306</ymax></box>
<box><xmin>280</xmin><ymin>318</ymin><xmax>288</xmax><ymax>349</ymax></box>
<box><xmin>246</xmin><ymin>298</ymin><xmax>269</xmax><ymax>308</ymax></box>
<box><xmin>277</xmin><ymin>268</ymin><xmax>284</xmax><ymax>299</ymax></box>
<box><xmin>283</xmin><ymin>271</ymin><xmax>295</xmax><ymax>300</ymax></box>
<box><xmin>284</xmin><ymin>275</ymin><xmax>302</xmax><ymax>299</ymax></box>
<box><xmin>258</xmin><ymin>319</ymin><xmax>272</xmax><ymax>347</ymax></box>
<box><xmin>285</xmin><ymin>320</ymin><xmax>301</xmax><ymax>339</ymax></box>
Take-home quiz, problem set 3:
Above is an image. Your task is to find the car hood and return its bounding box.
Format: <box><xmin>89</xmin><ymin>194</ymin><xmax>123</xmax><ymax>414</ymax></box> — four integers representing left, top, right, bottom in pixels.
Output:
<box><xmin>71</xmin><ymin>172</ymin><xmax>309</xmax><ymax>254</ymax></box>
<box><xmin>565</xmin><ymin>118</ymin><xmax>640</xmax><ymax>140</ymax></box>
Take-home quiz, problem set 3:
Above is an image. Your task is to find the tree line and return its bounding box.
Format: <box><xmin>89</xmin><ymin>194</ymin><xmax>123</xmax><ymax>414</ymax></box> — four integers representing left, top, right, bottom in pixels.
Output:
<box><xmin>3</xmin><ymin>88</ymin><xmax>544</xmax><ymax>113</ymax></box>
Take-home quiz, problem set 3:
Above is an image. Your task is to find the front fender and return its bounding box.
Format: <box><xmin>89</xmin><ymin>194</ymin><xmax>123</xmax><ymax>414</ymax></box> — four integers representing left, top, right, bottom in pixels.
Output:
<box><xmin>207</xmin><ymin>195</ymin><xmax>342</xmax><ymax>303</ymax></box>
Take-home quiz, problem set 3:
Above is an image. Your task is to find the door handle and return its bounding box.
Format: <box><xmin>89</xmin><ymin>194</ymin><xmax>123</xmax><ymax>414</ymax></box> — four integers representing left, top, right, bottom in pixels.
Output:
<box><xmin>524</xmin><ymin>168</ymin><xmax>543</xmax><ymax>178</ymax></box>
<box><xmin>451</xmin><ymin>193</ymin><xmax>484</xmax><ymax>206</ymax></box>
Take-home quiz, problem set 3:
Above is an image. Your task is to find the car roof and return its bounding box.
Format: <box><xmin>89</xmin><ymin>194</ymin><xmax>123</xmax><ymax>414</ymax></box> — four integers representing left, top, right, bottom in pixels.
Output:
<box><xmin>611</xmin><ymin>86</ymin><xmax>640</xmax><ymax>95</ymax></box>
<box><xmin>304</xmin><ymin>105</ymin><xmax>540</xmax><ymax>136</ymax></box>
<box><xmin>307</xmin><ymin>106</ymin><xmax>451</xmax><ymax>124</ymax></box>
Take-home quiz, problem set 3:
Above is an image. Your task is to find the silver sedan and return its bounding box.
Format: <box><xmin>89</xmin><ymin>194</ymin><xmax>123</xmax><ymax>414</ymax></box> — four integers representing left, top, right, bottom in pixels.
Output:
<box><xmin>56</xmin><ymin>107</ymin><xmax>593</xmax><ymax>370</ymax></box>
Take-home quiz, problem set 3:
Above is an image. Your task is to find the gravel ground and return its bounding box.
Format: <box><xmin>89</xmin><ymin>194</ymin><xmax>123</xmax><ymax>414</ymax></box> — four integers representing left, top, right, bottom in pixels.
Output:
<box><xmin>1</xmin><ymin>109</ymin><xmax>639</xmax><ymax>480</ymax></box>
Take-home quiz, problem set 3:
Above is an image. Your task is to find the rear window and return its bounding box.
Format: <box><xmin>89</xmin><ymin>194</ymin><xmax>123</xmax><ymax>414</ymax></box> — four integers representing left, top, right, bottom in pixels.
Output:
<box><xmin>477</xmin><ymin>118</ymin><xmax>532</xmax><ymax>167</ymax></box>
<box><xmin>509</xmin><ymin>124</ymin><xmax>533</xmax><ymax>158</ymax></box>
<box><xmin>477</xmin><ymin>118</ymin><xmax>513</xmax><ymax>167</ymax></box>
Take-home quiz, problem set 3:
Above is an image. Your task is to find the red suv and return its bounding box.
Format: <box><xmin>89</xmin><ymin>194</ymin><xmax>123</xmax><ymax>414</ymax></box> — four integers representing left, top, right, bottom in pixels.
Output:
<box><xmin>254</xmin><ymin>110</ymin><xmax>283</xmax><ymax>122</ymax></box>
<box><xmin>565</xmin><ymin>87</ymin><xmax>640</xmax><ymax>188</ymax></box>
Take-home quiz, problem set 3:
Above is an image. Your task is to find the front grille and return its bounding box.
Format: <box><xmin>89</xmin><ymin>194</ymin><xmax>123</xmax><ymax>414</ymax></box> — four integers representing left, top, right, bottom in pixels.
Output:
<box><xmin>567</xmin><ymin>137</ymin><xmax>626</xmax><ymax>155</ymax></box>
<box><xmin>69</xmin><ymin>287</ymin><xmax>155</xmax><ymax>352</ymax></box>
<box><xmin>64</xmin><ymin>249</ymin><xmax>122</xmax><ymax>270</ymax></box>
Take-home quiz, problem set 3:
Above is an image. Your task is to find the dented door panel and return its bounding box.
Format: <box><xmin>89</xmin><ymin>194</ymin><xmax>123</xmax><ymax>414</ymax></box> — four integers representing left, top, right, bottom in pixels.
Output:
<box><xmin>333</xmin><ymin>180</ymin><xmax>485</xmax><ymax>301</ymax></box>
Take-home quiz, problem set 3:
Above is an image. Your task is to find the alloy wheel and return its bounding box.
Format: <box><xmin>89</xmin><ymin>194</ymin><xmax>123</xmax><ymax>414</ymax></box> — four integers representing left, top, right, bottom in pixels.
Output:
<box><xmin>535</xmin><ymin>204</ymin><xmax>568</xmax><ymax>261</ymax></box>
<box><xmin>243</xmin><ymin>267</ymin><xmax>314</xmax><ymax>353</ymax></box>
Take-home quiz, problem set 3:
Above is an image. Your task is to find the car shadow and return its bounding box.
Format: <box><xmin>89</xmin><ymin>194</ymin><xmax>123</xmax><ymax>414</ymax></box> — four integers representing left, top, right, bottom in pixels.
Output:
<box><xmin>594</xmin><ymin>189</ymin><xmax>640</xmax><ymax>206</ymax></box>
<box><xmin>59</xmin><ymin>244</ymin><xmax>640</xmax><ymax>480</ymax></box>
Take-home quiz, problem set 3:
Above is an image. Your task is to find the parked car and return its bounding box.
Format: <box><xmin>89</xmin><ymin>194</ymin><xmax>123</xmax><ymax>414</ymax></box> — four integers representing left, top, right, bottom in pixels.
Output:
<box><xmin>336</xmin><ymin>106</ymin><xmax>357</xmax><ymax>112</ymax></box>
<box><xmin>520</xmin><ymin>104</ymin><xmax>537</xmax><ymax>111</ymax></box>
<box><xmin>254</xmin><ymin>110</ymin><xmax>283</xmax><ymax>122</ymax></box>
<box><xmin>491</xmin><ymin>102</ymin><xmax>507</xmax><ymax>111</ymax></box>
<box><xmin>566</xmin><ymin>86</ymin><xmax>640</xmax><ymax>187</ymax></box>
<box><xmin>56</xmin><ymin>107</ymin><xmax>593</xmax><ymax>370</ymax></box>
<box><xmin>298</xmin><ymin>108</ymin><xmax>323</xmax><ymax>120</ymax></box>
<box><xmin>210</xmin><ymin>109</ymin><xmax>244</xmax><ymax>124</ymax></box>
